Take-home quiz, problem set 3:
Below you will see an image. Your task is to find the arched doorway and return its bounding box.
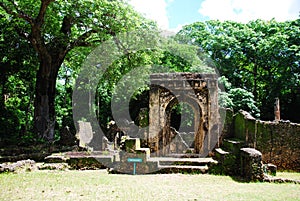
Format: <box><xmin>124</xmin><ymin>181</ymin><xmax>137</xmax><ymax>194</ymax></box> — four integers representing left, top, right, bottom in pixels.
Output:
<box><xmin>148</xmin><ymin>73</ymin><xmax>219</xmax><ymax>157</ymax></box>
<box><xmin>163</xmin><ymin>97</ymin><xmax>203</xmax><ymax>155</ymax></box>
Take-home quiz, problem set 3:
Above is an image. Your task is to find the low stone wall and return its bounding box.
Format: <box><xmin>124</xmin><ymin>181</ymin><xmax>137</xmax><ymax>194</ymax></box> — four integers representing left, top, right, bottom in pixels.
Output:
<box><xmin>219</xmin><ymin>108</ymin><xmax>234</xmax><ymax>146</ymax></box>
<box><xmin>233</xmin><ymin>111</ymin><xmax>300</xmax><ymax>171</ymax></box>
<box><xmin>0</xmin><ymin>159</ymin><xmax>37</xmax><ymax>173</ymax></box>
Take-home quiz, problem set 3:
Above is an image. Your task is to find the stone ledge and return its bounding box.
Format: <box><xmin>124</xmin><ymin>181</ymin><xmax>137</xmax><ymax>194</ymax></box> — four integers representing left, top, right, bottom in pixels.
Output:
<box><xmin>38</xmin><ymin>163</ymin><xmax>69</xmax><ymax>171</ymax></box>
<box><xmin>215</xmin><ymin>148</ymin><xmax>229</xmax><ymax>155</ymax></box>
<box><xmin>263</xmin><ymin>175</ymin><xmax>300</xmax><ymax>184</ymax></box>
<box><xmin>241</xmin><ymin>148</ymin><xmax>262</xmax><ymax>157</ymax></box>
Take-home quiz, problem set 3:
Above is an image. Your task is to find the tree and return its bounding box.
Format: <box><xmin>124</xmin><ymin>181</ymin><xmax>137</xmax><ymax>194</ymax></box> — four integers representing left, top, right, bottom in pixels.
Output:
<box><xmin>92</xmin><ymin>32</ymin><xmax>214</xmax><ymax>134</ymax></box>
<box><xmin>0</xmin><ymin>0</ymin><xmax>145</xmax><ymax>141</ymax></box>
<box><xmin>177</xmin><ymin>19</ymin><xmax>300</xmax><ymax>121</ymax></box>
<box><xmin>218</xmin><ymin>76</ymin><xmax>259</xmax><ymax>117</ymax></box>
<box><xmin>0</xmin><ymin>13</ymin><xmax>38</xmax><ymax>144</ymax></box>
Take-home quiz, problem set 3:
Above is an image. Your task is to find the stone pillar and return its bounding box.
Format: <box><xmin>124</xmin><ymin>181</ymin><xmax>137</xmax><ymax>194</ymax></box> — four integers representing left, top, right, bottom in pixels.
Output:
<box><xmin>207</xmin><ymin>77</ymin><xmax>219</xmax><ymax>154</ymax></box>
<box><xmin>274</xmin><ymin>97</ymin><xmax>280</xmax><ymax>122</ymax></box>
<box><xmin>194</xmin><ymin>116</ymin><xmax>203</xmax><ymax>154</ymax></box>
<box><xmin>240</xmin><ymin>148</ymin><xmax>264</xmax><ymax>182</ymax></box>
<box><xmin>148</xmin><ymin>86</ymin><xmax>160</xmax><ymax>154</ymax></box>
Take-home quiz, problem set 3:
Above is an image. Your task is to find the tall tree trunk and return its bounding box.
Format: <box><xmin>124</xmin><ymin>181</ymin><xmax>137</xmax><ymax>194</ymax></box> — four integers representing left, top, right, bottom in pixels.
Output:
<box><xmin>34</xmin><ymin>59</ymin><xmax>60</xmax><ymax>142</ymax></box>
<box><xmin>0</xmin><ymin>73</ymin><xmax>6</xmax><ymax>111</ymax></box>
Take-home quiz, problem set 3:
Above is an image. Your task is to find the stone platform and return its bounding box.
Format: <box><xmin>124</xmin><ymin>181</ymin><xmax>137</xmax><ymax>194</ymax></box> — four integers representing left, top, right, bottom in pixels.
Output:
<box><xmin>150</xmin><ymin>157</ymin><xmax>218</xmax><ymax>174</ymax></box>
<box><xmin>42</xmin><ymin>151</ymin><xmax>218</xmax><ymax>174</ymax></box>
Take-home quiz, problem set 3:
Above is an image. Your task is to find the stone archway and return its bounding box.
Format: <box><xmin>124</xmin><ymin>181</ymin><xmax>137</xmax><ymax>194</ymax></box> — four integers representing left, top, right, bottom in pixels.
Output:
<box><xmin>148</xmin><ymin>73</ymin><xmax>219</xmax><ymax>157</ymax></box>
<box><xmin>164</xmin><ymin>97</ymin><xmax>203</xmax><ymax>155</ymax></box>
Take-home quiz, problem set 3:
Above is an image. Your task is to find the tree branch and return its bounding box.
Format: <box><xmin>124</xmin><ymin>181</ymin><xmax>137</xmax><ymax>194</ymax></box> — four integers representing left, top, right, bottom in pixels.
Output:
<box><xmin>35</xmin><ymin>0</ymin><xmax>54</xmax><ymax>27</ymax></box>
<box><xmin>0</xmin><ymin>2</ymin><xmax>34</xmax><ymax>24</ymax></box>
<box><xmin>113</xmin><ymin>36</ymin><xmax>130</xmax><ymax>55</ymax></box>
<box><xmin>29</xmin><ymin>0</ymin><xmax>55</xmax><ymax>60</ymax></box>
<box><xmin>70</xmin><ymin>29</ymin><xmax>98</xmax><ymax>48</ymax></box>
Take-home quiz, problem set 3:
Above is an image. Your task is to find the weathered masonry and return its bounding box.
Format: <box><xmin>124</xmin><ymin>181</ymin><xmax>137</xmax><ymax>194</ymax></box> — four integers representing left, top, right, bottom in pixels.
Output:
<box><xmin>147</xmin><ymin>73</ymin><xmax>219</xmax><ymax>157</ymax></box>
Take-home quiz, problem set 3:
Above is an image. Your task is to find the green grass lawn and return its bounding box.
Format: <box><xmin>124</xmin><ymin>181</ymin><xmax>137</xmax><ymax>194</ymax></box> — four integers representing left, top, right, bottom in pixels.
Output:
<box><xmin>0</xmin><ymin>170</ymin><xmax>299</xmax><ymax>201</ymax></box>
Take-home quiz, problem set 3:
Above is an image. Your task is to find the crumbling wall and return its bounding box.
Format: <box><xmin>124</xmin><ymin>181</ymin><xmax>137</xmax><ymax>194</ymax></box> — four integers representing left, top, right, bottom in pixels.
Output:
<box><xmin>148</xmin><ymin>73</ymin><xmax>219</xmax><ymax>156</ymax></box>
<box><xmin>256</xmin><ymin>121</ymin><xmax>300</xmax><ymax>171</ymax></box>
<box><xmin>233</xmin><ymin>111</ymin><xmax>300</xmax><ymax>171</ymax></box>
<box><xmin>218</xmin><ymin>108</ymin><xmax>234</xmax><ymax>146</ymax></box>
<box><xmin>233</xmin><ymin>111</ymin><xmax>256</xmax><ymax>147</ymax></box>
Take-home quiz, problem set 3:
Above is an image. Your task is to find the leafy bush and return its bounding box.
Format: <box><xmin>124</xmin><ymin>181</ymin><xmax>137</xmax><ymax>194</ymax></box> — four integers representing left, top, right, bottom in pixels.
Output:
<box><xmin>219</xmin><ymin>76</ymin><xmax>260</xmax><ymax>118</ymax></box>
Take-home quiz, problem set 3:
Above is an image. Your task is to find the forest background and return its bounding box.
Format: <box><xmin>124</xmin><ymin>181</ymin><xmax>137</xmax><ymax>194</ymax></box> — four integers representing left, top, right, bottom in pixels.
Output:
<box><xmin>0</xmin><ymin>0</ymin><xmax>299</xmax><ymax>145</ymax></box>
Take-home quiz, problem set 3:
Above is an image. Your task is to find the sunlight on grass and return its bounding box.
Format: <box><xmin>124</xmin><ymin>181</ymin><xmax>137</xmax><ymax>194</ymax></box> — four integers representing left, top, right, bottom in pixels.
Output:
<box><xmin>0</xmin><ymin>170</ymin><xmax>300</xmax><ymax>201</ymax></box>
<box><xmin>275</xmin><ymin>172</ymin><xmax>300</xmax><ymax>180</ymax></box>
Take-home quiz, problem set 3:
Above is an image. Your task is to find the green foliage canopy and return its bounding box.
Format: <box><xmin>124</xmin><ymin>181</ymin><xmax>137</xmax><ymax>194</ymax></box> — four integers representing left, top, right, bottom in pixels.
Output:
<box><xmin>177</xmin><ymin>19</ymin><xmax>300</xmax><ymax>121</ymax></box>
<box><xmin>0</xmin><ymin>0</ymin><xmax>154</xmax><ymax>143</ymax></box>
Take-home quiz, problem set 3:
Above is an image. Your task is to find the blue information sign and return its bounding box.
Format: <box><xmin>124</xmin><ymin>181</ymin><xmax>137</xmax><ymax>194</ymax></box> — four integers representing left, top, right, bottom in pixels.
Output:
<box><xmin>127</xmin><ymin>158</ymin><xmax>143</xmax><ymax>175</ymax></box>
<box><xmin>127</xmin><ymin>158</ymin><xmax>143</xmax><ymax>163</ymax></box>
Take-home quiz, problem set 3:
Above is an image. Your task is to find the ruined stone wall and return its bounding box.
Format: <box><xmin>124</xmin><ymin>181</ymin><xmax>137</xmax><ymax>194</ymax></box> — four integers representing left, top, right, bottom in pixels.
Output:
<box><xmin>233</xmin><ymin>111</ymin><xmax>300</xmax><ymax>171</ymax></box>
<box><xmin>256</xmin><ymin>120</ymin><xmax>300</xmax><ymax>171</ymax></box>
<box><xmin>148</xmin><ymin>73</ymin><xmax>219</xmax><ymax>156</ymax></box>
<box><xmin>218</xmin><ymin>108</ymin><xmax>234</xmax><ymax>146</ymax></box>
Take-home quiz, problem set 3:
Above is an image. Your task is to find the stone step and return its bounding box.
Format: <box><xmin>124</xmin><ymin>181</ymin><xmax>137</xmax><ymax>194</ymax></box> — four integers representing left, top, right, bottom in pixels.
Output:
<box><xmin>214</xmin><ymin>148</ymin><xmax>235</xmax><ymax>163</ymax></box>
<box><xmin>165</xmin><ymin>153</ymin><xmax>201</xmax><ymax>158</ymax></box>
<box><xmin>212</xmin><ymin>147</ymin><xmax>239</xmax><ymax>175</ymax></box>
<box><xmin>158</xmin><ymin>165</ymin><xmax>208</xmax><ymax>169</ymax></box>
<box><xmin>0</xmin><ymin>153</ymin><xmax>49</xmax><ymax>163</ymax></box>
<box><xmin>222</xmin><ymin>139</ymin><xmax>245</xmax><ymax>154</ymax></box>
<box><xmin>149</xmin><ymin>157</ymin><xmax>217</xmax><ymax>166</ymax></box>
<box><xmin>215</xmin><ymin>148</ymin><xmax>230</xmax><ymax>155</ymax></box>
<box><xmin>157</xmin><ymin>165</ymin><xmax>209</xmax><ymax>174</ymax></box>
<box><xmin>214</xmin><ymin>148</ymin><xmax>230</xmax><ymax>161</ymax></box>
<box><xmin>44</xmin><ymin>152</ymin><xmax>114</xmax><ymax>170</ymax></box>
<box><xmin>44</xmin><ymin>154</ymin><xmax>67</xmax><ymax>163</ymax></box>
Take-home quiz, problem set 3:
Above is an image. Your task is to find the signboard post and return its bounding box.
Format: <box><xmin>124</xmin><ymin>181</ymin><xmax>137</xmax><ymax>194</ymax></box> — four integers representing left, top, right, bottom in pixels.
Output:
<box><xmin>127</xmin><ymin>158</ymin><xmax>143</xmax><ymax>175</ymax></box>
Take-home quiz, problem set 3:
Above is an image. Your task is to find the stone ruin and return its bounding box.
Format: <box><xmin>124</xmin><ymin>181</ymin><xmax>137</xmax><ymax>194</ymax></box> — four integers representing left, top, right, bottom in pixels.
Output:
<box><xmin>92</xmin><ymin>72</ymin><xmax>221</xmax><ymax>158</ymax></box>
<box><xmin>70</xmin><ymin>72</ymin><xmax>300</xmax><ymax>181</ymax></box>
<box><xmin>1</xmin><ymin>72</ymin><xmax>299</xmax><ymax>180</ymax></box>
<box><xmin>72</xmin><ymin>72</ymin><xmax>223</xmax><ymax>173</ymax></box>
<box><xmin>147</xmin><ymin>73</ymin><xmax>220</xmax><ymax>157</ymax></box>
<box><xmin>98</xmin><ymin>72</ymin><xmax>223</xmax><ymax>174</ymax></box>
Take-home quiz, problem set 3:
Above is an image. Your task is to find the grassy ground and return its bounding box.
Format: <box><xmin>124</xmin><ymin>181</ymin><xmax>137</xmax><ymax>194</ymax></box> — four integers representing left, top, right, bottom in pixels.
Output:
<box><xmin>0</xmin><ymin>170</ymin><xmax>300</xmax><ymax>201</ymax></box>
